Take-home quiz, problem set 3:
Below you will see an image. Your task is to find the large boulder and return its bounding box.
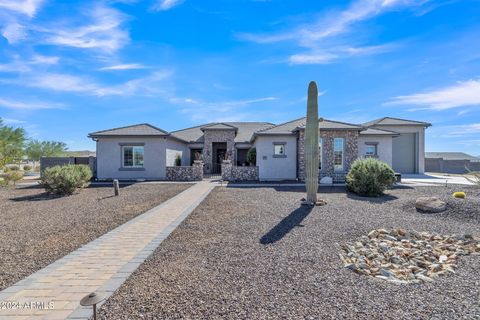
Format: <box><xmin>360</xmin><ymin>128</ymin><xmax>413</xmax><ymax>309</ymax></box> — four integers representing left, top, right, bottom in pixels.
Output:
<box><xmin>415</xmin><ymin>197</ymin><xmax>447</xmax><ymax>213</ymax></box>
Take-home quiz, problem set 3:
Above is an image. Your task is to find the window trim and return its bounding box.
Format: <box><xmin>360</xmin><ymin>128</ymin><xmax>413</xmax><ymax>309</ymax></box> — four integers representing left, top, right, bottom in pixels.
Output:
<box><xmin>121</xmin><ymin>145</ymin><xmax>145</xmax><ymax>169</ymax></box>
<box><xmin>272</xmin><ymin>142</ymin><xmax>287</xmax><ymax>158</ymax></box>
<box><xmin>365</xmin><ymin>142</ymin><xmax>378</xmax><ymax>157</ymax></box>
<box><xmin>333</xmin><ymin>137</ymin><xmax>344</xmax><ymax>172</ymax></box>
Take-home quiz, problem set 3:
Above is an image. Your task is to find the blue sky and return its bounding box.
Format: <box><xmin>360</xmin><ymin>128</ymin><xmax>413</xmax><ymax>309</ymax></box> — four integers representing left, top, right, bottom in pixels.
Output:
<box><xmin>0</xmin><ymin>0</ymin><xmax>479</xmax><ymax>154</ymax></box>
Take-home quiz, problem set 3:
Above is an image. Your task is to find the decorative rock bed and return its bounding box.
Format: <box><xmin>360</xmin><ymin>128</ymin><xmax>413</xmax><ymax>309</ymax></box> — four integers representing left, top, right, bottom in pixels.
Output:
<box><xmin>340</xmin><ymin>228</ymin><xmax>480</xmax><ymax>284</ymax></box>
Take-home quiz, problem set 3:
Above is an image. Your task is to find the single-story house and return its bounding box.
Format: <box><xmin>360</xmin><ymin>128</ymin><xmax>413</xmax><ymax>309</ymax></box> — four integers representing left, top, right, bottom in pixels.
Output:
<box><xmin>88</xmin><ymin>116</ymin><xmax>431</xmax><ymax>181</ymax></box>
<box><xmin>425</xmin><ymin>152</ymin><xmax>480</xmax><ymax>174</ymax></box>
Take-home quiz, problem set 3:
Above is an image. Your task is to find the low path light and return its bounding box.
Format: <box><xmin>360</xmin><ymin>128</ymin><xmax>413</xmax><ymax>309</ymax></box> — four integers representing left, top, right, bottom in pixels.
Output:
<box><xmin>80</xmin><ymin>292</ymin><xmax>105</xmax><ymax>320</ymax></box>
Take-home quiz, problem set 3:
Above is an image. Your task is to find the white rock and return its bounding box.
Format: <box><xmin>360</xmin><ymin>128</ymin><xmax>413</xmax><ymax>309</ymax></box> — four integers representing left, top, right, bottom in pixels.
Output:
<box><xmin>320</xmin><ymin>176</ymin><xmax>333</xmax><ymax>184</ymax></box>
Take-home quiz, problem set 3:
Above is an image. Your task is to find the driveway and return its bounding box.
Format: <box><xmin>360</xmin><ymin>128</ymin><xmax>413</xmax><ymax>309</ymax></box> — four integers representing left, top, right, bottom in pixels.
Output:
<box><xmin>401</xmin><ymin>173</ymin><xmax>475</xmax><ymax>186</ymax></box>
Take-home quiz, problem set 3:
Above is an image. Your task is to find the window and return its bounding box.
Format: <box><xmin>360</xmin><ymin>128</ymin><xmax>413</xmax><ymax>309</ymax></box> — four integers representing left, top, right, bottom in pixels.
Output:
<box><xmin>273</xmin><ymin>143</ymin><xmax>286</xmax><ymax>157</ymax></box>
<box><xmin>365</xmin><ymin>145</ymin><xmax>377</xmax><ymax>157</ymax></box>
<box><xmin>123</xmin><ymin>146</ymin><xmax>144</xmax><ymax>167</ymax></box>
<box><xmin>334</xmin><ymin>138</ymin><xmax>344</xmax><ymax>172</ymax></box>
<box><xmin>318</xmin><ymin>138</ymin><xmax>323</xmax><ymax>170</ymax></box>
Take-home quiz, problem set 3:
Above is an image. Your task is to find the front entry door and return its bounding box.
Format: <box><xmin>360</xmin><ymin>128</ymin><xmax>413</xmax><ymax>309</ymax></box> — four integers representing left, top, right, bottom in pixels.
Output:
<box><xmin>213</xmin><ymin>149</ymin><xmax>226</xmax><ymax>174</ymax></box>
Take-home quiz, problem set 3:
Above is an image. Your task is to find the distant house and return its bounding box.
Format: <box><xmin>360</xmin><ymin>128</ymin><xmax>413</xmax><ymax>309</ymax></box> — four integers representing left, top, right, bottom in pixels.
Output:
<box><xmin>88</xmin><ymin>117</ymin><xmax>431</xmax><ymax>181</ymax></box>
<box><xmin>425</xmin><ymin>152</ymin><xmax>480</xmax><ymax>173</ymax></box>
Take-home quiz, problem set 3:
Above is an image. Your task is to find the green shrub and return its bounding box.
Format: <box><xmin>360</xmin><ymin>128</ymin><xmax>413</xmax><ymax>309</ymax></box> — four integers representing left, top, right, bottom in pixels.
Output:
<box><xmin>41</xmin><ymin>164</ymin><xmax>92</xmax><ymax>195</ymax></box>
<box><xmin>175</xmin><ymin>154</ymin><xmax>182</xmax><ymax>166</ymax></box>
<box><xmin>2</xmin><ymin>170</ymin><xmax>24</xmax><ymax>187</ymax></box>
<box><xmin>75</xmin><ymin>165</ymin><xmax>93</xmax><ymax>187</ymax></box>
<box><xmin>8</xmin><ymin>165</ymin><xmax>20</xmax><ymax>171</ymax></box>
<box><xmin>346</xmin><ymin>158</ymin><xmax>396</xmax><ymax>197</ymax></box>
<box><xmin>247</xmin><ymin>147</ymin><xmax>256</xmax><ymax>165</ymax></box>
<box><xmin>465</xmin><ymin>170</ymin><xmax>480</xmax><ymax>187</ymax></box>
<box><xmin>23</xmin><ymin>164</ymin><xmax>32</xmax><ymax>171</ymax></box>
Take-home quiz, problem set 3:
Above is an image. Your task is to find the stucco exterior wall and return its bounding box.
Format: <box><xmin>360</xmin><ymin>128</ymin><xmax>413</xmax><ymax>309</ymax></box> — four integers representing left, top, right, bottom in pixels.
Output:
<box><xmin>373</xmin><ymin>125</ymin><xmax>426</xmax><ymax>173</ymax></box>
<box><xmin>166</xmin><ymin>138</ymin><xmax>190</xmax><ymax>166</ymax></box>
<box><xmin>96</xmin><ymin>136</ymin><xmax>189</xmax><ymax>180</ymax></box>
<box><xmin>357</xmin><ymin>135</ymin><xmax>393</xmax><ymax>166</ymax></box>
<box><xmin>254</xmin><ymin>135</ymin><xmax>297</xmax><ymax>180</ymax></box>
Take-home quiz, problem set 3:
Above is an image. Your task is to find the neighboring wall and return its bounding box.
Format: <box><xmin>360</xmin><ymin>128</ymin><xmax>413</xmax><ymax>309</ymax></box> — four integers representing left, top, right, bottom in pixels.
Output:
<box><xmin>357</xmin><ymin>135</ymin><xmax>393</xmax><ymax>166</ymax></box>
<box><xmin>425</xmin><ymin>158</ymin><xmax>480</xmax><ymax>174</ymax></box>
<box><xmin>374</xmin><ymin>125</ymin><xmax>426</xmax><ymax>173</ymax></box>
<box><xmin>40</xmin><ymin>157</ymin><xmax>96</xmax><ymax>177</ymax></box>
<box><xmin>96</xmin><ymin>136</ymin><xmax>189</xmax><ymax>180</ymax></box>
<box><xmin>255</xmin><ymin>135</ymin><xmax>297</xmax><ymax>180</ymax></box>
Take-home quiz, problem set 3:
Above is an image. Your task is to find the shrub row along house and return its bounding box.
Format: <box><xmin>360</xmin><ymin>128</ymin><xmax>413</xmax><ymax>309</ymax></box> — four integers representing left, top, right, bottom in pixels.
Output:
<box><xmin>88</xmin><ymin>117</ymin><xmax>431</xmax><ymax>181</ymax></box>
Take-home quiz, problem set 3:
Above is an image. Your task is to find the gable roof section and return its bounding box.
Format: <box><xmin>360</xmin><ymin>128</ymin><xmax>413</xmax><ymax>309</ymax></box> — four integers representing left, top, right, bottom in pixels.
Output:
<box><xmin>255</xmin><ymin>117</ymin><xmax>306</xmax><ymax>135</ymax></box>
<box><xmin>171</xmin><ymin>122</ymin><xmax>274</xmax><ymax>143</ymax></box>
<box><xmin>201</xmin><ymin>123</ymin><xmax>238</xmax><ymax>132</ymax></box>
<box><xmin>425</xmin><ymin>152</ymin><xmax>480</xmax><ymax>161</ymax></box>
<box><xmin>364</xmin><ymin>117</ymin><xmax>431</xmax><ymax>127</ymax></box>
<box><xmin>359</xmin><ymin>128</ymin><xmax>399</xmax><ymax>136</ymax></box>
<box><xmin>88</xmin><ymin>123</ymin><xmax>169</xmax><ymax>137</ymax></box>
<box><xmin>255</xmin><ymin>117</ymin><xmax>364</xmax><ymax>137</ymax></box>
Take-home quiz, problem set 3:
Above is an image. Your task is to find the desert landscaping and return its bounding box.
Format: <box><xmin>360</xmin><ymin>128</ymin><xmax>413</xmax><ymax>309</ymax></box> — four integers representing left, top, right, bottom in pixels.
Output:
<box><xmin>98</xmin><ymin>185</ymin><xmax>480</xmax><ymax>319</ymax></box>
<box><xmin>0</xmin><ymin>183</ymin><xmax>191</xmax><ymax>291</ymax></box>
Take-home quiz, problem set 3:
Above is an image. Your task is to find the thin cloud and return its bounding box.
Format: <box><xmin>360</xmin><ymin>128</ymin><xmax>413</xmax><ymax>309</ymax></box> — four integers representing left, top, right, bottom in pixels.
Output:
<box><xmin>431</xmin><ymin>123</ymin><xmax>480</xmax><ymax>139</ymax></box>
<box><xmin>41</xmin><ymin>5</ymin><xmax>129</xmax><ymax>52</ymax></box>
<box><xmin>152</xmin><ymin>0</ymin><xmax>184</xmax><ymax>11</ymax></box>
<box><xmin>1</xmin><ymin>22</ymin><xmax>27</xmax><ymax>43</ymax></box>
<box><xmin>288</xmin><ymin>44</ymin><xmax>397</xmax><ymax>65</ymax></box>
<box><xmin>239</xmin><ymin>0</ymin><xmax>428</xmax><ymax>46</ymax></box>
<box><xmin>0</xmin><ymin>0</ymin><xmax>44</xmax><ymax>17</ymax></box>
<box><xmin>237</xmin><ymin>0</ymin><xmax>429</xmax><ymax>64</ymax></box>
<box><xmin>0</xmin><ymin>97</ymin><xmax>64</xmax><ymax>110</ymax></box>
<box><xmin>2</xmin><ymin>118</ymin><xmax>27</xmax><ymax>124</ymax></box>
<box><xmin>99</xmin><ymin>63</ymin><xmax>147</xmax><ymax>71</ymax></box>
<box><xmin>176</xmin><ymin>96</ymin><xmax>277</xmax><ymax>122</ymax></box>
<box><xmin>3</xmin><ymin>70</ymin><xmax>174</xmax><ymax>97</ymax></box>
<box><xmin>0</xmin><ymin>54</ymin><xmax>59</xmax><ymax>73</ymax></box>
<box><xmin>385</xmin><ymin>80</ymin><xmax>480</xmax><ymax>110</ymax></box>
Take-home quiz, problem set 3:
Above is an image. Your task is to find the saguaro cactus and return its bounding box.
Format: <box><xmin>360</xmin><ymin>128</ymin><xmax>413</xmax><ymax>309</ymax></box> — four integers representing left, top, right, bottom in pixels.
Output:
<box><xmin>304</xmin><ymin>81</ymin><xmax>319</xmax><ymax>205</ymax></box>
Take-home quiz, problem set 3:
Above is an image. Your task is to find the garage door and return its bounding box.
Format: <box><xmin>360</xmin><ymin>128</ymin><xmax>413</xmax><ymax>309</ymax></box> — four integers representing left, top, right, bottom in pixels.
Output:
<box><xmin>392</xmin><ymin>133</ymin><xmax>416</xmax><ymax>173</ymax></box>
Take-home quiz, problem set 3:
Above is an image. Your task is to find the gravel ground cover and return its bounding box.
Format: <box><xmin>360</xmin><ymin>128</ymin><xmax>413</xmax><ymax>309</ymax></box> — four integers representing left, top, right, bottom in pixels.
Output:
<box><xmin>0</xmin><ymin>183</ymin><xmax>192</xmax><ymax>291</ymax></box>
<box><xmin>99</xmin><ymin>185</ymin><xmax>480</xmax><ymax>320</ymax></box>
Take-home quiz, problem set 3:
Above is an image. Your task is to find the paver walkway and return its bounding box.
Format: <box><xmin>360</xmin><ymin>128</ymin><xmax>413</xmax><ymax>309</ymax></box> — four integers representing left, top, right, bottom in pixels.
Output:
<box><xmin>0</xmin><ymin>182</ymin><xmax>215</xmax><ymax>319</ymax></box>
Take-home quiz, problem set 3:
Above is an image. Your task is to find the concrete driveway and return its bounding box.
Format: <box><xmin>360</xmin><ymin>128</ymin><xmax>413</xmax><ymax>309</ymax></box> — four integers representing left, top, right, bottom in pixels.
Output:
<box><xmin>401</xmin><ymin>173</ymin><xmax>476</xmax><ymax>186</ymax></box>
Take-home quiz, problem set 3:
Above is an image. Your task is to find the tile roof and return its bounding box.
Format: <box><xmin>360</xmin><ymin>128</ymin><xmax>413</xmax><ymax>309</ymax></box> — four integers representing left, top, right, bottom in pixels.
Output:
<box><xmin>201</xmin><ymin>123</ymin><xmax>238</xmax><ymax>131</ymax></box>
<box><xmin>425</xmin><ymin>152</ymin><xmax>480</xmax><ymax>161</ymax></box>
<box><xmin>255</xmin><ymin>117</ymin><xmax>364</xmax><ymax>136</ymax></box>
<box><xmin>359</xmin><ymin>128</ymin><xmax>399</xmax><ymax>136</ymax></box>
<box><xmin>171</xmin><ymin>122</ymin><xmax>274</xmax><ymax>143</ymax></box>
<box><xmin>363</xmin><ymin>117</ymin><xmax>431</xmax><ymax>127</ymax></box>
<box><xmin>88</xmin><ymin>123</ymin><xmax>169</xmax><ymax>137</ymax></box>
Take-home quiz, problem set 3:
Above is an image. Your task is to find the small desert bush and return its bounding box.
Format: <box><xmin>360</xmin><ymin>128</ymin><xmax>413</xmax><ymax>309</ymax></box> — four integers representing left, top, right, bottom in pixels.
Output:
<box><xmin>23</xmin><ymin>164</ymin><xmax>32</xmax><ymax>171</ymax></box>
<box><xmin>7</xmin><ymin>165</ymin><xmax>20</xmax><ymax>171</ymax></box>
<box><xmin>465</xmin><ymin>171</ymin><xmax>480</xmax><ymax>187</ymax></box>
<box><xmin>346</xmin><ymin>158</ymin><xmax>396</xmax><ymax>197</ymax></box>
<box><xmin>41</xmin><ymin>164</ymin><xmax>92</xmax><ymax>195</ymax></box>
<box><xmin>2</xmin><ymin>170</ymin><xmax>24</xmax><ymax>187</ymax></box>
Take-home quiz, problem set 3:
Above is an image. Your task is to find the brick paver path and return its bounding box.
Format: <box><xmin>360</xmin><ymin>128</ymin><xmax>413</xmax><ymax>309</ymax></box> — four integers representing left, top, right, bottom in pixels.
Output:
<box><xmin>0</xmin><ymin>182</ymin><xmax>215</xmax><ymax>319</ymax></box>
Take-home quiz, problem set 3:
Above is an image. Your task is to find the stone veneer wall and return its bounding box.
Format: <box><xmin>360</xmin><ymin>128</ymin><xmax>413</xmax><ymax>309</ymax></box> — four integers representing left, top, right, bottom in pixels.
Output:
<box><xmin>221</xmin><ymin>160</ymin><xmax>259</xmax><ymax>181</ymax></box>
<box><xmin>298</xmin><ymin>129</ymin><xmax>359</xmax><ymax>181</ymax></box>
<box><xmin>166</xmin><ymin>161</ymin><xmax>203</xmax><ymax>181</ymax></box>
<box><xmin>203</xmin><ymin>129</ymin><xmax>236</xmax><ymax>173</ymax></box>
